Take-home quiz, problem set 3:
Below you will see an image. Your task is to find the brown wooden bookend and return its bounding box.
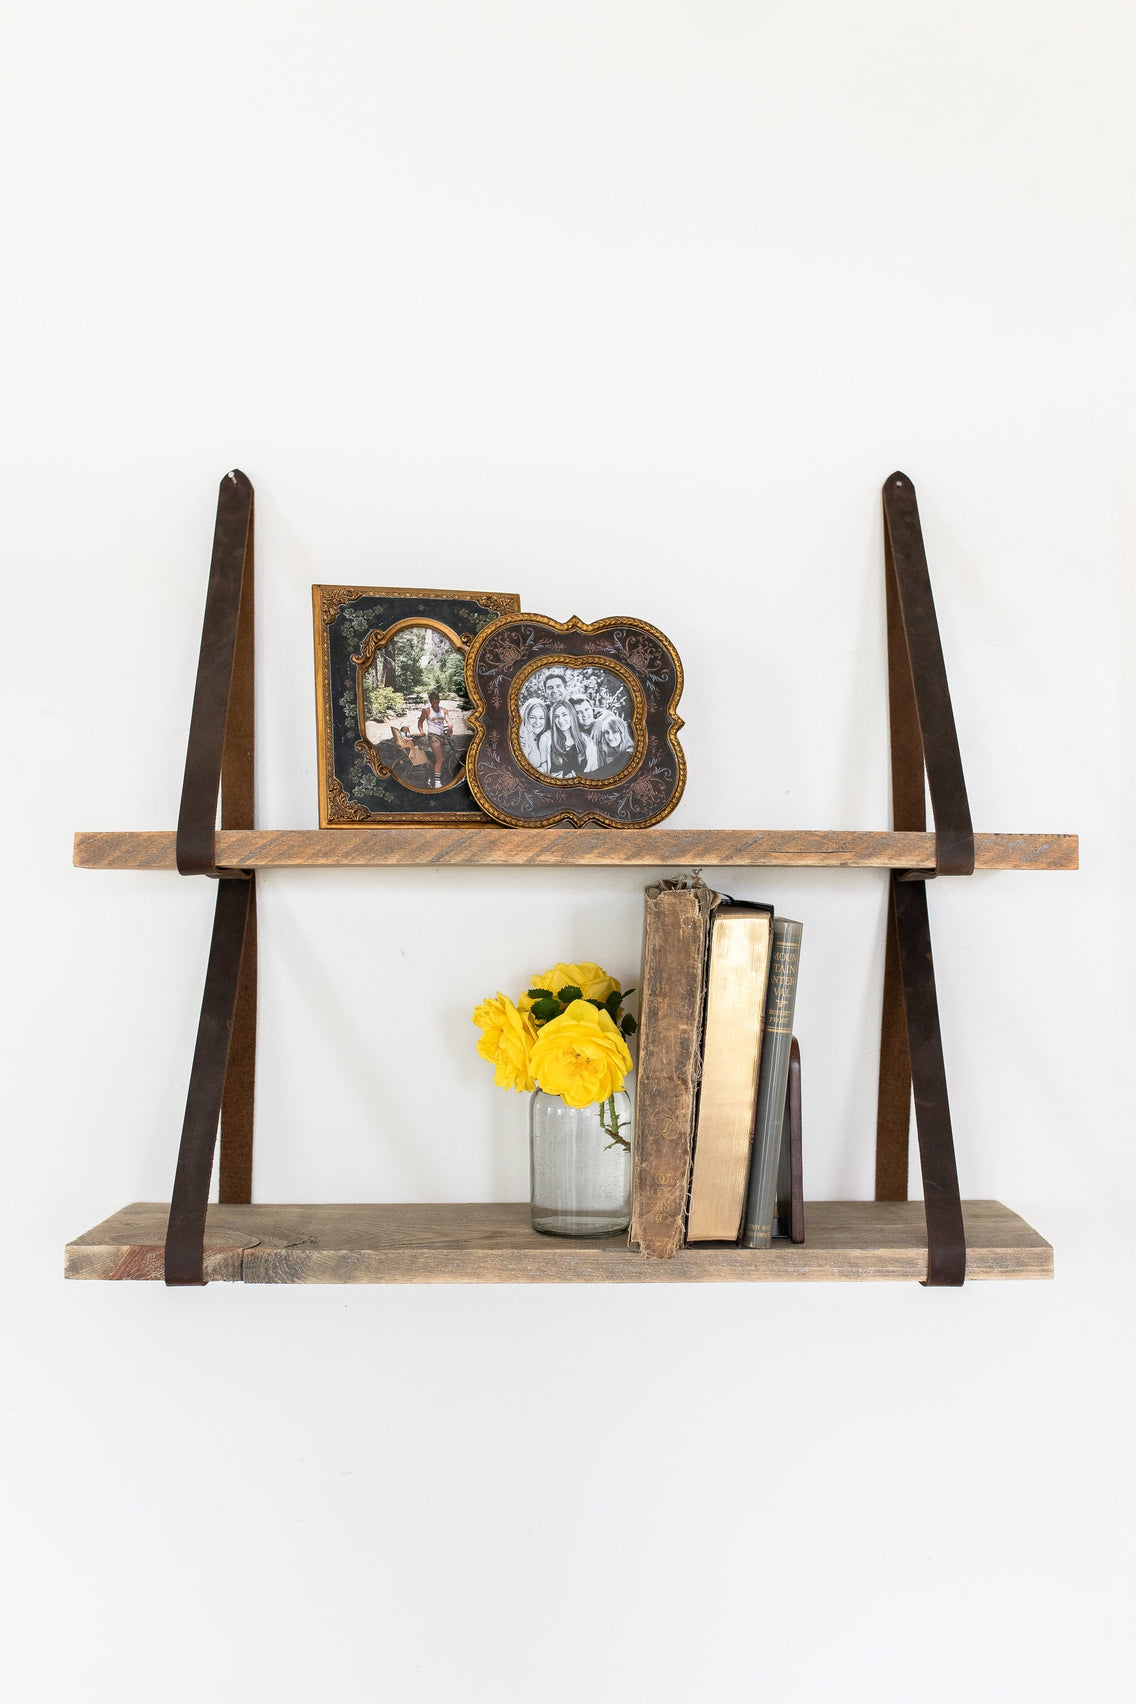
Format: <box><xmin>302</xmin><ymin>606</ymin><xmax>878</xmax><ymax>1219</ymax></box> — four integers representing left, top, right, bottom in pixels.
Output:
<box><xmin>874</xmin><ymin>473</ymin><xmax>973</xmax><ymax>1286</ymax></box>
<box><xmin>774</xmin><ymin>1037</ymin><xmax>804</xmax><ymax>1244</ymax></box>
<box><xmin>165</xmin><ymin>471</ymin><xmax>257</xmax><ymax>1286</ymax></box>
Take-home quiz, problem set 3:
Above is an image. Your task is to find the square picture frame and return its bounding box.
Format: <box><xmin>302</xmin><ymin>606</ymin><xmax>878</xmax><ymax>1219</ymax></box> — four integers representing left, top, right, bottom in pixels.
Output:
<box><xmin>313</xmin><ymin>585</ymin><xmax>521</xmax><ymax>826</ymax></box>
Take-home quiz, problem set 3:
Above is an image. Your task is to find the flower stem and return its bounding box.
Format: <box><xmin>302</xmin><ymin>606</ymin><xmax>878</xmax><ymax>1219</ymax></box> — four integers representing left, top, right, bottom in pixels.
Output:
<box><xmin>599</xmin><ymin>1091</ymin><xmax>631</xmax><ymax>1151</ymax></box>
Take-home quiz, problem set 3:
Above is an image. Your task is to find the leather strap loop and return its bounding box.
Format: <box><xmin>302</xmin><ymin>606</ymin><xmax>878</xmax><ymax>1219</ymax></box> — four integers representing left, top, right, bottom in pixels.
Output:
<box><xmin>218</xmin><ymin>891</ymin><xmax>256</xmax><ymax>1205</ymax></box>
<box><xmin>876</xmin><ymin>472</ymin><xmax>970</xmax><ymax>1284</ymax></box>
<box><xmin>882</xmin><ymin>473</ymin><xmax>974</xmax><ymax>877</ymax></box>
<box><xmin>875</xmin><ymin>882</ymin><xmax>912</xmax><ymax>1202</ymax></box>
<box><xmin>165</xmin><ymin>875</ymin><xmax>255</xmax><ymax>1285</ymax></box>
<box><xmin>892</xmin><ymin>877</ymin><xmax>966</xmax><ymax>1286</ymax></box>
<box><xmin>177</xmin><ymin>470</ymin><xmax>255</xmax><ymax>878</ymax></box>
<box><xmin>166</xmin><ymin>472</ymin><xmax>258</xmax><ymax>1278</ymax></box>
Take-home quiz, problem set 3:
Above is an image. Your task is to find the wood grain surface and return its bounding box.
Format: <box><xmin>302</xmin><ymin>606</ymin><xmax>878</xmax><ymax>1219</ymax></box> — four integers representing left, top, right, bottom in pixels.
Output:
<box><xmin>73</xmin><ymin>828</ymin><xmax>1079</xmax><ymax>872</ymax></box>
<box><xmin>65</xmin><ymin>1200</ymin><xmax>1053</xmax><ymax>1283</ymax></box>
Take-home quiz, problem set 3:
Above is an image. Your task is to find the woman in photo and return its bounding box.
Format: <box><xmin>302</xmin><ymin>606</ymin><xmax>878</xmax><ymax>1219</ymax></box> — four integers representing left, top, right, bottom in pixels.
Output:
<box><xmin>543</xmin><ymin>699</ymin><xmax>592</xmax><ymax>778</ymax></box>
<box><xmin>519</xmin><ymin>697</ymin><xmax>551</xmax><ymax>772</ymax></box>
<box><xmin>588</xmin><ymin>710</ymin><xmax>635</xmax><ymax>779</ymax></box>
<box><xmin>417</xmin><ymin>691</ymin><xmax>453</xmax><ymax>788</ymax></box>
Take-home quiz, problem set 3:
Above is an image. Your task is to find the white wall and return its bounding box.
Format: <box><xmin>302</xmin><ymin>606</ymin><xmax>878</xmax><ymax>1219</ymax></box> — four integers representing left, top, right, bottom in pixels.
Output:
<box><xmin>4</xmin><ymin>4</ymin><xmax>1133</xmax><ymax>1699</ymax></box>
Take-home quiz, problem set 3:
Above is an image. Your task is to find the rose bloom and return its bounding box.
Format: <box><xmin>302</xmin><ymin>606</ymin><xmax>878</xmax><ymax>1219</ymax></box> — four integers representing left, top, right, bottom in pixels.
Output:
<box><xmin>471</xmin><ymin>993</ymin><xmax>537</xmax><ymax>1092</ymax></box>
<box><xmin>519</xmin><ymin>961</ymin><xmax>621</xmax><ymax>1014</ymax></box>
<box><xmin>529</xmin><ymin>1000</ymin><xmax>633</xmax><ymax>1108</ymax></box>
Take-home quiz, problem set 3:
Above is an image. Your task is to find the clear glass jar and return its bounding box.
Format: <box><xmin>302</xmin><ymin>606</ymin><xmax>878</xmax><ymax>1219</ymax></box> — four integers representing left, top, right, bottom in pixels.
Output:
<box><xmin>529</xmin><ymin>1087</ymin><xmax>633</xmax><ymax>1237</ymax></box>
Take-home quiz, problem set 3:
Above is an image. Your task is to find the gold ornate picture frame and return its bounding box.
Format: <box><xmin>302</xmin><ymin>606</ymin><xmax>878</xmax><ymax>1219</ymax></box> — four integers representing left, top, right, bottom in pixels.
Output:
<box><xmin>313</xmin><ymin>586</ymin><xmax>521</xmax><ymax>826</ymax></box>
<box><xmin>464</xmin><ymin>614</ymin><xmax>686</xmax><ymax>828</ymax></box>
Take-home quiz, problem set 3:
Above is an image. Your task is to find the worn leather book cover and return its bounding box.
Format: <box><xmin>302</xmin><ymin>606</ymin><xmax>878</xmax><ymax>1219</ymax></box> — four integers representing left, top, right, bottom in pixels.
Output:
<box><xmin>629</xmin><ymin>881</ymin><xmax>716</xmax><ymax>1258</ymax></box>
<box><xmin>685</xmin><ymin>906</ymin><xmax>774</xmax><ymax>1242</ymax></box>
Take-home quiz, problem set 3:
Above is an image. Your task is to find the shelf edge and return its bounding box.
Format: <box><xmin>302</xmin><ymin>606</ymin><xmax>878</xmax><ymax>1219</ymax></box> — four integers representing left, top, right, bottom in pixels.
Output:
<box><xmin>65</xmin><ymin>1200</ymin><xmax>1053</xmax><ymax>1285</ymax></box>
<box><xmin>73</xmin><ymin>828</ymin><xmax>1080</xmax><ymax>872</ymax></box>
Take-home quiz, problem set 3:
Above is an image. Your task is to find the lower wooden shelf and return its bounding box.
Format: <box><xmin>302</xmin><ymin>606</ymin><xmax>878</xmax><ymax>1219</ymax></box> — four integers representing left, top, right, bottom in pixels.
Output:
<box><xmin>65</xmin><ymin>1200</ymin><xmax>1052</xmax><ymax>1284</ymax></box>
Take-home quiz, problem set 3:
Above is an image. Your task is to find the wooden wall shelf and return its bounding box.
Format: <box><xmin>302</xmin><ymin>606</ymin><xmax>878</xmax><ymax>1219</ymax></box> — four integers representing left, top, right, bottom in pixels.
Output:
<box><xmin>73</xmin><ymin>827</ymin><xmax>1078</xmax><ymax>873</ymax></box>
<box><xmin>65</xmin><ymin>1200</ymin><xmax>1052</xmax><ymax>1285</ymax></box>
<box><xmin>69</xmin><ymin>471</ymin><xmax>1076</xmax><ymax>1289</ymax></box>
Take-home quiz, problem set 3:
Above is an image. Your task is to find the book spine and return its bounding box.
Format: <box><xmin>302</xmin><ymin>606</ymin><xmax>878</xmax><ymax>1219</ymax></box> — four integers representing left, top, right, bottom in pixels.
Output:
<box><xmin>629</xmin><ymin>883</ymin><xmax>715</xmax><ymax>1259</ymax></box>
<box><xmin>739</xmin><ymin>919</ymin><xmax>803</xmax><ymax>1249</ymax></box>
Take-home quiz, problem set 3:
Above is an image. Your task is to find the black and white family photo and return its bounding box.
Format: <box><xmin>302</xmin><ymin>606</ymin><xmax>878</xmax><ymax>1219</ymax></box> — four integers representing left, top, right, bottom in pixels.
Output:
<box><xmin>514</xmin><ymin>665</ymin><xmax>637</xmax><ymax>781</ymax></box>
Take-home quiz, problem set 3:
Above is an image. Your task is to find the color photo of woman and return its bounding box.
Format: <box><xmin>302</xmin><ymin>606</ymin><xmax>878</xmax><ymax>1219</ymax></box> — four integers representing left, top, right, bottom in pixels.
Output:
<box><xmin>361</xmin><ymin>622</ymin><xmax>473</xmax><ymax>793</ymax></box>
<box><xmin>417</xmin><ymin>691</ymin><xmax>453</xmax><ymax>789</ymax></box>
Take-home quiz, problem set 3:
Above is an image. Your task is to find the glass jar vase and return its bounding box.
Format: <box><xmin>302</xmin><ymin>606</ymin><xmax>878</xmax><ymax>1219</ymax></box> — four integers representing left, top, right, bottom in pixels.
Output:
<box><xmin>529</xmin><ymin>1088</ymin><xmax>633</xmax><ymax>1237</ymax></box>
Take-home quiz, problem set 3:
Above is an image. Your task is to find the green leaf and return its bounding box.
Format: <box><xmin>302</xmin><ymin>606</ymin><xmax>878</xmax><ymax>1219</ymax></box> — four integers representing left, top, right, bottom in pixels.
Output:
<box><xmin>587</xmin><ymin>999</ymin><xmax>606</xmax><ymax>1010</ymax></box>
<box><xmin>532</xmin><ymin>997</ymin><xmax>561</xmax><ymax>1022</ymax></box>
<box><xmin>604</xmin><ymin>989</ymin><xmax>622</xmax><ymax>1017</ymax></box>
<box><xmin>621</xmin><ymin>988</ymin><xmax>635</xmax><ymax>1000</ymax></box>
<box><xmin>556</xmin><ymin>985</ymin><xmax>582</xmax><ymax>1004</ymax></box>
<box><xmin>527</xmin><ymin>988</ymin><xmax>552</xmax><ymax>1000</ymax></box>
<box><xmin>621</xmin><ymin>1014</ymin><xmax>638</xmax><ymax>1035</ymax></box>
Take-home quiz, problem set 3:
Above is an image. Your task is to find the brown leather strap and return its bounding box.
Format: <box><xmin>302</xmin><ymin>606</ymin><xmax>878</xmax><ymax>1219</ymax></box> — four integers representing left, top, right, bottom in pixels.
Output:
<box><xmin>882</xmin><ymin>473</ymin><xmax>974</xmax><ymax>877</ymax></box>
<box><xmin>885</xmin><ymin>498</ymin><xmax>927</xmax><ymax>837</ymax></box>
<box><xmin>875</xmin><ymin>884</ymin><xmax>911</xmax><ymax>1201</ymax></box>
<box><xmin>217</xmin><ymin>489</ymin><xmax>256</xmax><ymax>1200</ymax></box>
<box><xmin>875</xmin><ymin>500</ymin><xmax>924</xmax><ymax>1201</ymax></box>
<box><xmin>169</xmin><ymin>471</ymin><xmax>258</xmax><ymax>1250</ymax></box>
<box><xmin>165</xmin><ymin>875</ymin><xmax>255</xmax><ymax>1285</ymax></box>
<box><xmin>875</xmin><ymin>472</ymin><xmax>971</xmax><ymax>1284</ymax></box>
<box><xmin>892</xmin><ymin>877</ymin><xmax>966</xmax><ymax>1286</ymax></box>
<box><xmin>177</xmin><ymin>470</ymin><xmax>254</xmax><ymax>878</ymax></box>
<box><xmin>221</xmin><ymin>489</ymin><xmax>254</xmax><ymax>835</ymax></box>
<box><xmin>218</xmin><ymin>893</ymin><xmax>256</xmax><ymax>1204</ymax></box>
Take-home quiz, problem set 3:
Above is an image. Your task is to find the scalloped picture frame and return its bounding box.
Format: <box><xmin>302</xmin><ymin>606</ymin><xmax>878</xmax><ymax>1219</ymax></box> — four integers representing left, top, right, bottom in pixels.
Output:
<box><xmin>464</xmin><ymin>614</ymin><xmax>686</xmax><ymax>827</ymax></box>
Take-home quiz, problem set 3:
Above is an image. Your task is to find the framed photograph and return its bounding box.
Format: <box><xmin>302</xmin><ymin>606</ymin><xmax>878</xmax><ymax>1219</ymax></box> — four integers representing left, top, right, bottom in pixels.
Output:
<box><xmin>313</xmin><ymin>586</ymin><xmax>521</xmax><ymax>826</ymax></box>
<box><xmin>464</xmin><ymin>614</ymin><xmax>686</xmax><ymax>827</ymax></box>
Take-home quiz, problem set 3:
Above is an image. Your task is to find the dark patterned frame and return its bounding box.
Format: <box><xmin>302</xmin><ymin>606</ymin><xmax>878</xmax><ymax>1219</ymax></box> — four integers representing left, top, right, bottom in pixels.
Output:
<box><xmin>464</xmin><ymin>614</ymin><xmax>686</xmax><ymax>827</ymax></box>
<box><xmin>313</xmin><ymin>586</ymin><xmax>521</xmax><ymax>826</ymax></box>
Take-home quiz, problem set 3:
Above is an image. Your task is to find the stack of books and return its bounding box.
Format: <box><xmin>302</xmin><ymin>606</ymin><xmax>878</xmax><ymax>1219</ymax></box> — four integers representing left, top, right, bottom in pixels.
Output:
<box><xmin>629</xmin><ymin>879</ymin><xmax>803</xmax><ymax>1259</ymax></box>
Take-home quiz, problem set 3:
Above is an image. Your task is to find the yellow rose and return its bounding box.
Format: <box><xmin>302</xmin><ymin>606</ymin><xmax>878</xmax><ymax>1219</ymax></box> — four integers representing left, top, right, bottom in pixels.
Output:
<box><xmin>520</xmin><ymin>961</ymin><xmax>621</xmax><ymax>1016</ymax></box>
<box><xmin>529</xmin><ymin>1000</ymin><xmax>634</xmax><ymax>1108</ymax></box>
<box><xmin>472</xmin><ymin>993</ymin><xmax>537</xmax><ymax>1092</ymax></box>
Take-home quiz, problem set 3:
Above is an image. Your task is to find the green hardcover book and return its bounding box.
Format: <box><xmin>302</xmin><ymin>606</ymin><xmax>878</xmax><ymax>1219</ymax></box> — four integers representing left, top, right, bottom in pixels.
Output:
<box><xmin>739</xmin><ymin>918</ymin><xmax>803</xmax><ymax>1249</ymax></box>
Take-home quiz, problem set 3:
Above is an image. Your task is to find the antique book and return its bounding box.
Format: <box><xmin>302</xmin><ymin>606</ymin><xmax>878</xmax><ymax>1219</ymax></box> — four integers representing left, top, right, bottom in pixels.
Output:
<box><xmin>685</xmin><ymin>905</ymin><xmax>774</xmax><ymax>1242</ymax></box>
<box><xmin>629</xmin><ymin>880</ymin><xmax>717</xmax><ymax>1259</ymax></box>
<box><xmin>740</xmin><ymin>919</ymin><xmax>803</xmax><ymax>1249</ymax></box>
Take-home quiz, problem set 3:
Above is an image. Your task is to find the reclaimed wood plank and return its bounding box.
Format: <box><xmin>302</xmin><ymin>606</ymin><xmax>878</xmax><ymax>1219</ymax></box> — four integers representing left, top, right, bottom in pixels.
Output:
<box><xmin>65</xmin><ymin>1200</ymin><xmax>1053</xmax><ymax>1284</ymax></box>
<box><xmin>73</xmin><ymin>828</ymin><xmax>1079</xmax><ymax>872</ymax></box>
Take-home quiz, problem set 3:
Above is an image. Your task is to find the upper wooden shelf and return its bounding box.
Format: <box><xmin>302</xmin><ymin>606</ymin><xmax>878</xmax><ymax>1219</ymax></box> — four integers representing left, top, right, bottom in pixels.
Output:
<box><xmin>73</xmin><ymin>828</ymin><xmax>1078</xmax><ymax>872</ymax></box>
